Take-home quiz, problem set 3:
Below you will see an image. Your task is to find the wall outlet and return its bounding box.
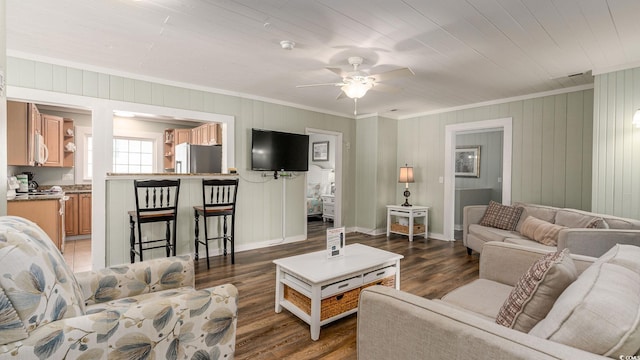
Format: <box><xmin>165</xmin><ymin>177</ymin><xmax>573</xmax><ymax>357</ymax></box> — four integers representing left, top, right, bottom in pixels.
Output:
<box><xmin>438</xmin><ymin>176</ymin><xmax>444</xmax><ymax>184</ymax></box>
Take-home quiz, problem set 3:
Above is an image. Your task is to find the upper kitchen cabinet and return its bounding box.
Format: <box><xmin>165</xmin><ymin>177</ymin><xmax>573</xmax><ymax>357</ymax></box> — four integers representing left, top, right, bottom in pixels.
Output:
<box><xmin>7</xmin><ymin>101</ymin><xmax>40</xmax><ymax>166</ymax></box>
<box><xmin>208</xmin><ymin>123</ymin><xmax>221</xmax><ymax>145</ymax></box>
<box><xmin>7</xmin><ymin>100</ymin><xmax>75</xmax><ymax>168</ymax></box>
<box><xmin>175</xmin><ymin>129</ymin><xmax>191</xmax><ymax>145</ymax></box>
<box><xmin>190</xmin><ymin>123</ymin><xmax>220</xmax><ymax>145</ymax></box>
<box><xmin>42</xmin><ymin>114</ymin><xmax>64</xmax><ymax>167</ymax></box>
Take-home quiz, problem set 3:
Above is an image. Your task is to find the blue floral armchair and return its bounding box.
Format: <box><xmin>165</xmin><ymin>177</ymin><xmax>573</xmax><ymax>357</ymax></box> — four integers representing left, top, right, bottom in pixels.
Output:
<box><xmin>0</xmin><ymin>216</ymin><xmax>238</xmax><ymax>360</ymax></box>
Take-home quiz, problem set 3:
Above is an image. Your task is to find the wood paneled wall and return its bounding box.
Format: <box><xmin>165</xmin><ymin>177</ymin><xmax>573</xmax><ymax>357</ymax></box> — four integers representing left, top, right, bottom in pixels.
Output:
<box><xmin>593</xmin><ymin>68</ymin><xmax>640</xmax><ymax>219</ymax></box>
<box><xmin>399</xmin><ymin>89</ymin><xmax>594</xmax><ymax>235</ymax></box>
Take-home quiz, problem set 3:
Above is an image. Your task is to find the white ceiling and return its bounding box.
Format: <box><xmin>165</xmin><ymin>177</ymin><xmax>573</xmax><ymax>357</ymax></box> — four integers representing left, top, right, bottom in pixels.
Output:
<box><xmin>7</xmin><ymin>0</ymin><xmax>640</xmax><ymax>119</ymax></box>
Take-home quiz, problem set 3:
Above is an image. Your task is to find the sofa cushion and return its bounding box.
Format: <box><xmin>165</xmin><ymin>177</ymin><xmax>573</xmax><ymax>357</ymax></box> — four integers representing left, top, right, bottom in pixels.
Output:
<box><xmin>0</xmin><ymin>216</ymin><xmax>85</xmax><ymax>333</ymax></box>
<box><xmin>514</xmin><ymin>203</ymin><xmax>557</xmax><ymax>232</ymax></box>
<box><xmin>555</xmin><ymin>209</ymin><xmax>604</xmax><ymax>228</ymax></box>
<box><xmin>0</xmin><ymin>286</ymin><xmax>28</xmax><ymax>345</ymax></box>
<box><xmin>529</xmin><ymin>260</ymin><xmax>640</xmax><ymax>357</ymax></box>
<box><xmin>601</xmin><ymin>216</ymin><xmax>640</xmax><ymax>230</ymax></box>
<box><xmin>479</xmin><ymin>201</ymin><xmax>523</xmax><ymax>231</ymax></box>
<box><xmin>468</xmin><ymin>224</ymin><xmax>523</xmax><ymax>243</ymax></box>
<box><xmin>441</xmin><ymin>279</ymin><xmax>513</xmax><ymax>321</ymax></box>
<box><xmin>595</xmin><ymin>243</ymin><xmax>640</xmax><ymax>275</ymax></box>
<box><xmin>520</xmin><ymin>216</ymin><xmax>567</xmax><ymax>246</ymax></box>
<box><xmin>495</xmin><ymin>249</ymin><xmax>577</xmax><ymax>333</ymax></box>
<box><xmin>503</xmin><ymin>238</ymin><xmax>556</xmax><ymax>251</ymax></box>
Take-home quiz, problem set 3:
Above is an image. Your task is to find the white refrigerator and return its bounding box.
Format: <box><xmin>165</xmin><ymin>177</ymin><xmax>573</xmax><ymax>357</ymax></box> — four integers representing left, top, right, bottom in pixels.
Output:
<box><xmin>174</xmin><ymin>143</ymin><xmax>222</xmax><ymax>174</ymax></box>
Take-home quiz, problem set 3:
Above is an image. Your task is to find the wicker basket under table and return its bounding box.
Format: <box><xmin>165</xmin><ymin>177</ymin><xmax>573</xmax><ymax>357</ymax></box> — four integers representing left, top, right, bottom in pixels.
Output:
<box><xmin>284</xmin><ymin>275</ymin><xmax>396</xmax><ymax>321</ymax></box>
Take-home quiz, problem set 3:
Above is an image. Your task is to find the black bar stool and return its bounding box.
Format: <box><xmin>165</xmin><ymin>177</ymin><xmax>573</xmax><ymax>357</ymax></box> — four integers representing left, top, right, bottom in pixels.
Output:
<box><xmin>194</xmin><ymin>178</ymin><xmax>239</xmax><ymax>269</ymax></box>
<box><xmin>128</xmin><ymin>179</ymin><xmax>181</xmax><ymax>263</ymax></box>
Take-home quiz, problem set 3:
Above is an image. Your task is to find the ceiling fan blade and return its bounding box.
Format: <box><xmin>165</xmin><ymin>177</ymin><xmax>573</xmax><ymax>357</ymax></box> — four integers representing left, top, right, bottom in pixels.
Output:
<box><xmin>371</xmin><ymin>83</ymin><xmax>401</xmax><ymax>93</ymax></box>
<box><xmin>336</xmin><ymin>91</ymin><xmax>348</xmax><ymax>100</ymax></box>
<box><xmin>326</xmin><ymin>67</ymin><xmax>348</xmax><ymax>78</ymax></box>
<box><xmin>371</xmin><ymin>67</ymin><xmax>414</xmax><ymax>82</ymax></box>
<box><xmin>296</xmin><ymin>83</ymin><xmax>342</xmax><ymax>88</ymax></box>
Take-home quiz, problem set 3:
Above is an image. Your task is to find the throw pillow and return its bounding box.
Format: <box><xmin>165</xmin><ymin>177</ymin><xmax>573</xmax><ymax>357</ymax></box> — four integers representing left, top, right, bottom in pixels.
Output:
<box><xmin>495</xmin><ymin>249</ymin><xmax>577</xmax><ymax>333</ymax></box>
<box><xmin>0</xmin><ymin>217</ymin><xmax>85</xmax><ymax>334</ymax></box>
<box><xmin>586</xmin><ymin>217</ymin><xmax>608</xmax><ymax>229</ymax></box>
<box><xmin>0</xmin><ymin>287</ymin><xmax>28</xmax><ymax>346</ymax></box>
<box><xmin>520</xmin><ymin>216</ymin><xmax>567</xmax><ymax>246</ymax></box>
<box><xmin>479</xmin><ymin>201</ymin><xmax>523</xmax><ymax>231</ymax></box>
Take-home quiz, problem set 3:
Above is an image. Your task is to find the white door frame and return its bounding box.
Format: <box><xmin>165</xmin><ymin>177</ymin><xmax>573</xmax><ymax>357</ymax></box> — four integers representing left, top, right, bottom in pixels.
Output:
<box><xmin>443</xmin><ymin>117</ymin><xmax>512</xmax><ymax>240</ymax></box>
<box><xmin>305</xmin><ymin>128</ymin><xmax>343</xmax><ymax>233</ymax></box>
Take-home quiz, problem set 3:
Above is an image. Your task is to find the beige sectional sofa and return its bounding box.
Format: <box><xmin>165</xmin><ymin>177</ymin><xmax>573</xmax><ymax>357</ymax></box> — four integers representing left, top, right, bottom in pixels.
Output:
<box><xmin>358</xmin><ymin>242</ymin><xmax>640</xmax><ymax>359</ymax></box>
<box><xmin>464</xmin><ymin>202</ymin><xmax>640</xmax><ymax>257</ymax></box>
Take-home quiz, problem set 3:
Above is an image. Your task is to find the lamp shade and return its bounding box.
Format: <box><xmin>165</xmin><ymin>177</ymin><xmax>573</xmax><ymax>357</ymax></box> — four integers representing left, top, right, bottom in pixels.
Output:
<box><xmin>399</xmin><ymin>165</ymin><xmax>414</xmax><ymax>183</ymax></box>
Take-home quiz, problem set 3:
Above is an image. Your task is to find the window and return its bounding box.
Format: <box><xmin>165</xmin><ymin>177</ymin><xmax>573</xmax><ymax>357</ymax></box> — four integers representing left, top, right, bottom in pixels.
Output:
<box><xmin>83</xmin><ymin>135</ymin><xmax>155</xmax><ymax>179</ymax></box>
<box><xmin>113</xmin><ymin>138</ymin><xmax>154</xmax><ymax>173</ymax></box>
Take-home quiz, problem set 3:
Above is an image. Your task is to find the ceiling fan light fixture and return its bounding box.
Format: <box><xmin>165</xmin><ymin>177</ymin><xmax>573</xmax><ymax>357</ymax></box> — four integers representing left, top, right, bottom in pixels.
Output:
<box><xmin>341</xmin><ymin>81</ymin><xmax>373</xmax><ymax>99</ymax></box>
<box><xmin>280</xmin><ymin>40</ymin><xmax>295</xmax><ymax>50</ymax></box>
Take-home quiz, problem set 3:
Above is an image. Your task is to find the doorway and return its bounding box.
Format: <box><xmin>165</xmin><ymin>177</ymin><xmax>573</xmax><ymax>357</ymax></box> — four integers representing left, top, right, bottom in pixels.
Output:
<box><xmin>305</xmin><ymin>129</ymin><xmax>343</xmax><ymax>238</ymax></box>
<box><xmin>444</xmin><ymin>117</ymin><xmax>513</xmax><ymax>241</ymax></box>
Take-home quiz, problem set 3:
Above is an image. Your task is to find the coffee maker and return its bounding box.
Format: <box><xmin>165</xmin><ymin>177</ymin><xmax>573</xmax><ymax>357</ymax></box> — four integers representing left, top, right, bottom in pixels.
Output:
<box><xmin>21</xmin><ymin>172</ymin><xmax>38</xmax><ymax>192</ymax></box>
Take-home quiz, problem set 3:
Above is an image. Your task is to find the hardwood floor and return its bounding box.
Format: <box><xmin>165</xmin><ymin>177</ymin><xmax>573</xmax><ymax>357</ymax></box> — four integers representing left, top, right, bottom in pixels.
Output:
<box><xmin>64</xmin><ymin>220</ymin><xmax>480</xmax><ymax>359</ymax></box>
<box><xmin>195</xmin><ymin>227</ymin><xmax>480</xmax><ymax>360</ymax></box>
<box><xmin>63</xmin><ymin>238</ymin><xmax>92</xmax><ymax>272</ymax></box>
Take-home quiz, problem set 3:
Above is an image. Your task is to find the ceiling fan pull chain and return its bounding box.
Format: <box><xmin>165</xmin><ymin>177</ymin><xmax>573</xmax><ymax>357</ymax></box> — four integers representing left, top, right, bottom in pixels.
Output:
<box><xmin>354</xmin><ymin>98</ymin><xmax>358</xmax><ymax>116</ymax></box>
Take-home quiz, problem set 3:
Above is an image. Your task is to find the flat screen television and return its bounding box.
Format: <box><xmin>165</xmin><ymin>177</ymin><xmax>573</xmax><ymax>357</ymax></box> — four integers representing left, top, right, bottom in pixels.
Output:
<box><xmin>251</xmin><ymin>129</ymin><xmax>309</xmax><ymax>172</ymax></box>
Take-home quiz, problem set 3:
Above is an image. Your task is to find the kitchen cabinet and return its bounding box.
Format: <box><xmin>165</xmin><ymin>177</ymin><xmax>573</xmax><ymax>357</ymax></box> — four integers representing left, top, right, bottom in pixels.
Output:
<box><xmin>65</xmin><ymin>193</ymin><xmax>92</xmax><ymax>236</ymax></box>
<box><xmin>42</xmin><ymin>114</ymin><xmax>64</xmax><ymax>167</ymax></box>
<box><xmin>78</xmin><ymin>193</ymin><xmax>92</xmax><ymax>235</ymax></box>
<box><xmin>7</xmin><ymin>101</ymin><xmax>40</xmax><ymax>166</ymax></box>
<box><xmin>206</xmin><ymin>123</ymin><xmax>221</xmax><ymax>145</ymax></box>
<box><xmin>8</xmin><ymin>198</ymin><xmax>64</xmax><ymax>251</ymax></box>
<box><xmin>65</xmin><ymin>194</ymin><xmax>79</xmax><ymax>236</ymax></box>
<box><xmin>175</xmin><ymin>129</ymin><xmax>191</xmax><ymax>145</ymax></box>
<box><xmin>190</xmin><ymin>123</ymin><xmax>220</xmax><ymax>145</ymax></box>
<box><xmin>191</xmin><ymin>126</ymin><xmax>203</xmax><ymax>145</ymax></box>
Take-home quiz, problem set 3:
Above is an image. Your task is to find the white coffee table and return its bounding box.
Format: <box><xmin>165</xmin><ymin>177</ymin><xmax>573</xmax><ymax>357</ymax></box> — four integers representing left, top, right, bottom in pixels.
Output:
<box><xmin>273</xmin><ymin>243</ymin><xmax>403</xmax><ymax>340</ymax></box>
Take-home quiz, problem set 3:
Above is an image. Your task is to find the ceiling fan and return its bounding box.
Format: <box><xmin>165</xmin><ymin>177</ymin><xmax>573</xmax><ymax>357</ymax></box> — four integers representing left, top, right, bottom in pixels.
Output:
<box><xmin>297</xmin><ymin>56</ymin><xmax>414</xmax><ymax>115</ymax></box>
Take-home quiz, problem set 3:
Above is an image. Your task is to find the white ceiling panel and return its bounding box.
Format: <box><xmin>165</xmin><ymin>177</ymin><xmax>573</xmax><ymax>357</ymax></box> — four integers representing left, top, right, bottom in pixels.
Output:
<box><xmin>6</xmin><ymin>0</ymin><xmax>640</xmax><ymax>118</ymax></box>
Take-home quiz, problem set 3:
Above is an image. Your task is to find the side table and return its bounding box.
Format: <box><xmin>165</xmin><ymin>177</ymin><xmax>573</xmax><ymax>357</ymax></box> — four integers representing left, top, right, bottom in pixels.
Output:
<box><xmin>386</xmin><ymin>205</ymin><xmax>429</xmax><ymax>241</ymax></box>
<box><xmin>321</xmin><ymin>195</ymin><xmax>335</xmax><ymax>222</ymax></box>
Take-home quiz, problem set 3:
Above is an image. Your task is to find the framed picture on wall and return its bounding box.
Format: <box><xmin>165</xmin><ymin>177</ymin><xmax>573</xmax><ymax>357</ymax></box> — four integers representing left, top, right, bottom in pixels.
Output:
<box><xmin>312</xmin><ymin>141</ymin><xmax>329</xmax><ymax>161</ymax></box>
<box><xmin>455</xmin><ymin>146</ymin><xmax>480</xmax><ymax>178</ymax></box>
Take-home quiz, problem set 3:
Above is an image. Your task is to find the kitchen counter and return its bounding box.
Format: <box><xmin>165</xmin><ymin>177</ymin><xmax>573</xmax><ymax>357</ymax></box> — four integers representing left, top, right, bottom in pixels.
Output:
<box><xmin>8</xmin><ymin>193</ymin><xmax>65</xmax><ymax>201</ymax></box>
<box><xmin>105</xmin><ymin>173</ymin><xmax>238</xmax><ymax>180</ymax></box>
<box><xmin>60</xmin><ymin>185</ymin><xmax>92</xmax><ymax>193</ymax></box>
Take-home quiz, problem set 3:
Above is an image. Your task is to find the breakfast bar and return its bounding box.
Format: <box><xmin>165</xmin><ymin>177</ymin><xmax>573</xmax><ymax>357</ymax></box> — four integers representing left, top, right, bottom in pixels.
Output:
<box><xmin>105</xmin><ymin>173</ymin><xmax>238</xmax><ymax>266</ymax></box>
